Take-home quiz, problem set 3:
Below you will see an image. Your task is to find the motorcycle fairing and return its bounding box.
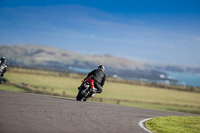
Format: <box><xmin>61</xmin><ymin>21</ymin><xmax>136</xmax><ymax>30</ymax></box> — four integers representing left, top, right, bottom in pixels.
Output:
<box><xmin>84</xmin><ymin>78</ymin><xmax>94</xmax><ymax>89</ymax></box>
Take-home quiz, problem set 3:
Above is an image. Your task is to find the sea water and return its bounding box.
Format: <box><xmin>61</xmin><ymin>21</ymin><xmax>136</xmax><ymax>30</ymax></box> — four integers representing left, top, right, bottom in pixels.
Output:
<box><xmin>165</xmin><ymin>71</ymin><xmax>200</xmax><ymax>87</ymax></box>
<box><xmin>68</xmin><ymin>67</ymin><xmax>200</xmax><ymax>87</ymax></box>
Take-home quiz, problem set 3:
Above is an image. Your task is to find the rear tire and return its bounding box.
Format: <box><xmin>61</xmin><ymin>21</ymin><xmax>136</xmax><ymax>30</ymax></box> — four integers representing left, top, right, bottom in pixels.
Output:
<box><xmin>76</xmin><ymin>89</ymin><xmax>85</xmax><ymax>101</ymax></box>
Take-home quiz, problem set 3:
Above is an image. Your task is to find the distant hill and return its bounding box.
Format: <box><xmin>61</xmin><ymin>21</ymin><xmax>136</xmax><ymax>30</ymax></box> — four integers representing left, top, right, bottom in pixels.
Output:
<box><xmin>0</xmin><ymin>44</ymin><xmax>143</xmax><ymax>69</ymax></box>
<box><xmin>0</xmin><ymin>44</ymin><xmax>199</xmax><ymax>83</ymax></box>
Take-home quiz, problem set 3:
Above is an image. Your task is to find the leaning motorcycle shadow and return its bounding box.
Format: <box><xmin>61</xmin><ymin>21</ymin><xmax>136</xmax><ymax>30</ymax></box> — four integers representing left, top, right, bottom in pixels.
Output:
<box><xmin>0</xmin><ymin>78</ymin><xmax>8</xmax><ymax>84</ymax></box>
<box><xmin>50</xmin><ymin>97</ymin><xmax>77</xmax><ymax>101</ymax></box>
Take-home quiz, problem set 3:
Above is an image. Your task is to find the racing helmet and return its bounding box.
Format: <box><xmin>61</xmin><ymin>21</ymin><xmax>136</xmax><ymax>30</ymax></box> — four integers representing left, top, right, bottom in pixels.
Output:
<box><xmin>98</xmin><ymin>65</ymin><xmax>105</xmax><ymax>71</ymax></box>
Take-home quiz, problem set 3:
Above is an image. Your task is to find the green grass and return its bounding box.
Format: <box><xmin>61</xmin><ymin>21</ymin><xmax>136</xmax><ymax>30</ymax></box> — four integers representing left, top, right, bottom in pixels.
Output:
<box><xmin>2</xmin><ymin>67</ymin><xmax>200</xmax><ymax>114</ymax></box>
<box><xmin>4</xmin><ymin>72</ymin><xmax>80</xmax><ymax>96</ymax></box>
<box><xmin>121</xmin><ymin>102</ymin><xmax>200</xmax><ymax>114</ymax></box>
<box><xmin>103</xmin><ymin>81</ymin><xmax>200</xmax><ymax>107</ymax></box>
<box><xmin>146</xmin><ymin>116</ymin><xmax>200</xmax><ymax>133</ymax></box>
<box><xmin>0</xmin><ymin>84</ymin><xmax>27</xmax><ymax>92</ymax></box>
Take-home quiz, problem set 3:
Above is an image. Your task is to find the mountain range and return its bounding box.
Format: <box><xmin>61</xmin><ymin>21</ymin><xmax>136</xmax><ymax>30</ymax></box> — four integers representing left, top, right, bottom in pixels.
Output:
<box><xmin>0</xmin><ymin>45</ymin><xmax>200</xmax><ymax>83</ymax></box>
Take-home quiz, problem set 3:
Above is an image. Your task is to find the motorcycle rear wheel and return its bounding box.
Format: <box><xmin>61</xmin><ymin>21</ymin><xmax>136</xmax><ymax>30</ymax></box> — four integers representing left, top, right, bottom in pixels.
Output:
<box><xmin>76</xmin><ymin>89</ymin><xmax>85</xmax><ymax>101</ymax></box>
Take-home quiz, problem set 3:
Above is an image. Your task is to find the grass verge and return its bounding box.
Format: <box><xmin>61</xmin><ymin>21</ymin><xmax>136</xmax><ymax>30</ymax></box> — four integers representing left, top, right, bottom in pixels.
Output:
<box><xmin>0</xmin><ymin>84</ymin><xmax>27</xmax><ymax>92</ymax></box>
<box><xmin>146</xmin><ymin>116</ymin><xmax>200</xmax><ymax>133</ymax></box>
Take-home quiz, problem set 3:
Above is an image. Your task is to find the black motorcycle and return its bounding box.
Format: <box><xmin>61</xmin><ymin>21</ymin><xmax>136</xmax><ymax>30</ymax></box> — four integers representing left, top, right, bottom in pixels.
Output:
<box><xmin>0</xmin><ymin>57</ymin><xmax>7</xmax><ymax>84</ymax></box>
<box><xmin>76</xmin><ymin>78</ymin><xmax>96</xmax><ymax>101</ymax></box>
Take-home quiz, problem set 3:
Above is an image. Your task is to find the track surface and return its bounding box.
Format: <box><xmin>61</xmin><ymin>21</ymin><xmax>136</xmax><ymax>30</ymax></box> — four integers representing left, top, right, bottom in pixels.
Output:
<box><xmin>0</xmin><ymin>90</ymin><xmax>197</xmax><ymax>133</ymax></box>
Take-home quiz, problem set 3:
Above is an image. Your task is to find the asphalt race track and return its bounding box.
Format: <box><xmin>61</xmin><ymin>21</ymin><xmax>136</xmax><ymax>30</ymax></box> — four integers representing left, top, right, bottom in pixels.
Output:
<box><xmin>0</xmin><ymin>90</ymin><xmax>197</xmax><ymax>133</ymax></box>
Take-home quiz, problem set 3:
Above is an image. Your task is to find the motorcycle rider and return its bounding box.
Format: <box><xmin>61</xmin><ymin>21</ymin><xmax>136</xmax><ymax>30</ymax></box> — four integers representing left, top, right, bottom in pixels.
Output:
<box><xmin>0</xmin><ymin>57</ymin><xmax>7</xmax><ymax>84</ymax></box>
<box><xmin>82</xmin><ymin>65</ymin><xmax>106</xmax><ymax>94</ymax></box>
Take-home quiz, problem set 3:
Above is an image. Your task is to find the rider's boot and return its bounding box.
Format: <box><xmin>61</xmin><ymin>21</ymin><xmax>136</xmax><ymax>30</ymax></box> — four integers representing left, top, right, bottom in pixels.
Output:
<box><xmin>91</xmin><ymin>93</ymin><xmax>96</xmax><ymax>97</ymax></box>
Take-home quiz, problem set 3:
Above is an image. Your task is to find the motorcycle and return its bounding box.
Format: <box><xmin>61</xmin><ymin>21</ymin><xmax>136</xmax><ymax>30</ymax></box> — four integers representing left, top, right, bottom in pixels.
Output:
<box><xmin>0</xmin><ymin>57</ymin><xmax>7</xmax><ymax>84</ymax></box>
<box><xmin>0</xmin><ymin>66</ymin><xmax>6</xmax><ymax>84</ymax></box>
<box><xmin>76</xmin><ymin>78</ymin><xmax>96</xmax><ymax>101</ymax></box>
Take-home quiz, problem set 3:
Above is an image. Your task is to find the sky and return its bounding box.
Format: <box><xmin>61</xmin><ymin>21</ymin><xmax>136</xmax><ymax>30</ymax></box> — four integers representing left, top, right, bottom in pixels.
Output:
<box><xmin>0</xmin><ymin>0</ymin><xmax>200</xmax><ymax>66</ymax></box>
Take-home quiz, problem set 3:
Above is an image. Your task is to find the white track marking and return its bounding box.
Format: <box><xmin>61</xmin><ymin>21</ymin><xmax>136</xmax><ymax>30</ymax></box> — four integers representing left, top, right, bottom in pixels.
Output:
<box><xmin>138</xmin><ymin>118</ymin><xmax>153</xmax><ymax>133</ymax></box>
